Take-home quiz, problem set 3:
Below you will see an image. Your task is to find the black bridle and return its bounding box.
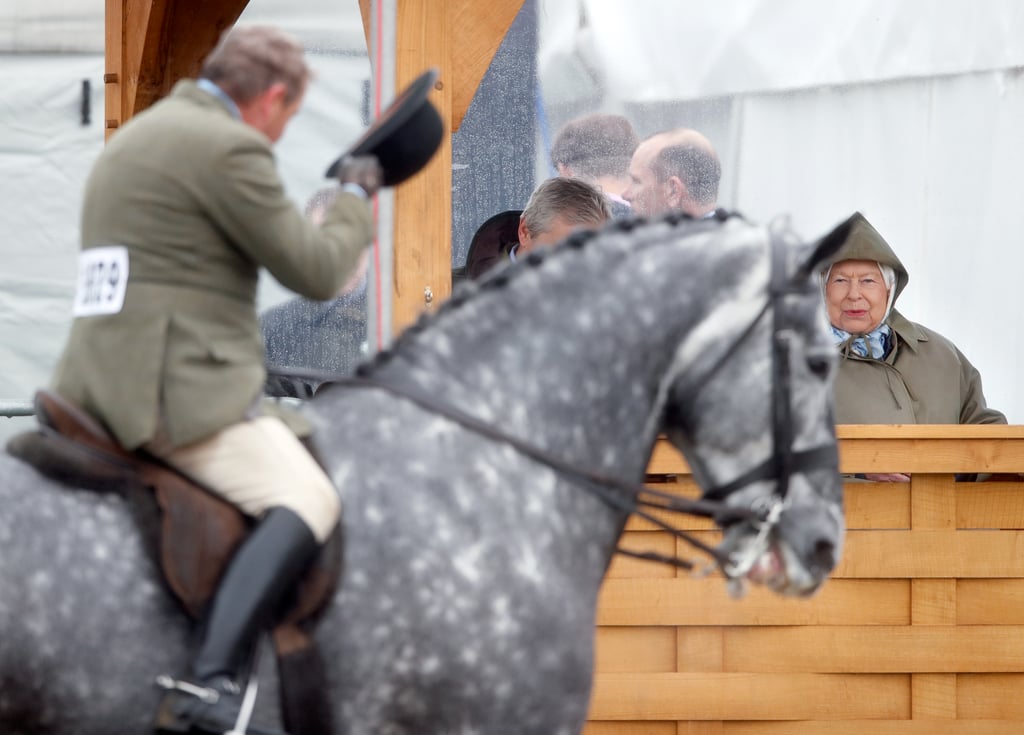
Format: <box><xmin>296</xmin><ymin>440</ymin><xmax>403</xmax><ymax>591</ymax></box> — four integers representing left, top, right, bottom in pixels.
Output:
<box><xmin>268</xmin><ymin>228</ymin><xmax>837</xmax><ymax>578</ymax></box>
<box><xmin>645</xmin><ymin>226</ymin><xmax>838</xmax><ymax>578</ymax></box>
<box><xmin>683</xmin><ymin>227</ymin><xmax>838</xmax><ymax>506</ymax></box>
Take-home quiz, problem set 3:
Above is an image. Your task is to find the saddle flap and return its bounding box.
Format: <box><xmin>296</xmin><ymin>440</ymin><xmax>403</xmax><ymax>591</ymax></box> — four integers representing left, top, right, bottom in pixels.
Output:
<box><xmin>34</xmin><ymin>389</ymin><xmax>128</xmax><ymax>458</ymax></box>
<box><xmin>10</xmin><ymin>390</ymin><xmax>343</xmax><ymax>734</ymax></box>
<box><xmin>151</xmin><ymin>471</ymin><xmax>250</xmax><ymax>619</ymax></box>
<box><xmin>5</xmin><ymin>429</ymin><xmax>138</xmax><ymax>494</ymax></box>
<box><xmin>6</xmin><ymin>391</ymin><xmax>138</xmax><ymax>492</ymax></box>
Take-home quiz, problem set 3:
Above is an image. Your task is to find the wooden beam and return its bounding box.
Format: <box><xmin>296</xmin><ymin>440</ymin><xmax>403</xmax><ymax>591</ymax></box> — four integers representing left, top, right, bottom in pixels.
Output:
<box><xmin>387</xmin><ymin>0</ymin><xmax>454</xmax><ymax>332</ymax></box>
<box><xmin>105</xmin><ymin>0</ymin><xmax>247</xmax><ymax>136</ymax></box>
<box><xmin>359</xmin><ymin>0</ymin><xmax>523</xmax><ymax>132</ymax></box>
<box><xmin>358</xmin><ymin>0</ymin><xmax>524</xmax><ymax>333</ymax></box>
<box><xmin>103</xmin><ymin>0</ymin><xmax>124</xmax><ymax>136</ymax></box>
<box><xmin>449</xmin><ymin>0</ymin><xmax>524</xmax><ymax>133</ymax></box>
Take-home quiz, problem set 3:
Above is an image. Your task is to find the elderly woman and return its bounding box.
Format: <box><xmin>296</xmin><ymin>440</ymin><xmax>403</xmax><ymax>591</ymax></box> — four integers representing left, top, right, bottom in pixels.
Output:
<box><xmin>821</xmin><ymin>212</ymin><xmax>1005</xmax><ymax>428</ymax></box>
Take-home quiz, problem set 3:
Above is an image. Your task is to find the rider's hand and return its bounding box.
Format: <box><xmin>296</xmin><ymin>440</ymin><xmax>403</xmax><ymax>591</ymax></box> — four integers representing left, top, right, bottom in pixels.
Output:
<box><xmin>336</xmin><ymin>155</ymin><xmax>383</xmax><ymax>198</ymax></box>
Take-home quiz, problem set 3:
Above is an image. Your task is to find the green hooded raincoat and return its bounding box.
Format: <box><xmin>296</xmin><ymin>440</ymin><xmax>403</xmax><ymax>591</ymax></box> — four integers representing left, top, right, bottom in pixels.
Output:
<box><xmin>821</xmin><ymin>213</ymin><xmax>1005</xmax><ymax>425</ymax></box>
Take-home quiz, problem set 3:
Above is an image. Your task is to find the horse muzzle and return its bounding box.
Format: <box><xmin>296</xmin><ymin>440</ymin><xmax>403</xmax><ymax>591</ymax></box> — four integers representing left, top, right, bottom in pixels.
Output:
<box><xmin>718</xmin><ymin>498</ymin><xmax>844</xmax><ymax>598</ymax></box>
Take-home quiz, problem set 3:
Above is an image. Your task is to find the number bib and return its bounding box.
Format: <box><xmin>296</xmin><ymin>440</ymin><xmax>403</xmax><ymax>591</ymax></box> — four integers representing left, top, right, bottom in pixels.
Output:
<box><xmin>72</xmin><ymin>246</ymin><xmax>129</xmax><ymax>317</ymax></box>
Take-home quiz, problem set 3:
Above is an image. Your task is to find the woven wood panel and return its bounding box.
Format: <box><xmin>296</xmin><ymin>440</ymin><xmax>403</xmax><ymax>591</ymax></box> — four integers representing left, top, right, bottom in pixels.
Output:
<box><xmin>586</xmin><ymin>428</ymin><xmax>1024</xmax><ymax>733</ymax></box>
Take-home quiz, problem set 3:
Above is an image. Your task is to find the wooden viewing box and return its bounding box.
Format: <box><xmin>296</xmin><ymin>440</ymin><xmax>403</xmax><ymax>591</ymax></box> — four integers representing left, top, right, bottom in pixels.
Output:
<box><xmin>586</xmin><ymin>425</ymin><xmax>1024</xmax><ymax>735</ymax></box>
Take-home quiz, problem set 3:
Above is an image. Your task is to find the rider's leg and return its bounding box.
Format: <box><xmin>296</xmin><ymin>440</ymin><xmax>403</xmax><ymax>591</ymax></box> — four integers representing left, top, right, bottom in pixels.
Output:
<box><xmin>192</xmin><ymin>505</ymin><xmax>319</xmax><ymax>680</ymax></box>
<box><xmin>148</xmin><ymin>416</ymin><xmax>340</xmax><ymax>734</ymax></box>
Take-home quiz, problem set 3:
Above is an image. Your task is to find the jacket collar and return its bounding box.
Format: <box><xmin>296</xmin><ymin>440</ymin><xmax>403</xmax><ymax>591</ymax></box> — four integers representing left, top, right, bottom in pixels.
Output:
<box><xmin>195</xmin><ymin>78</ymin><xmax>241</xmax><ymax>120</ymax></box>
<box><xmin>172</xmin><ymin>79</ymin><xmax>238</xmax><ymax>121</ymax></box>
<box><xmin>887</xmin><ymin>309</ymin><xmax>928</xmax><ymax>355</ymax></box>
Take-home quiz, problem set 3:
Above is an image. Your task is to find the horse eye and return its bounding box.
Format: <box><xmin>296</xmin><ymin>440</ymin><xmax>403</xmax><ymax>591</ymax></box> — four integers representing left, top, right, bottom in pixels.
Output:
<box><xmin>806</xmin><ymin>353</ymin><xmax>834</xmax><ymax>379</ymax></box>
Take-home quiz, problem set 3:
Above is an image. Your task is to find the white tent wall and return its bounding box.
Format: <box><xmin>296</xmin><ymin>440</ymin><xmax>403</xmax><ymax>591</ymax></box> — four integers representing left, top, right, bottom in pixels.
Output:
<box><xmin>0</xmin><ymin>54</ymin><xmax>105</xmax><ymax>441</ymax></box>
<box><xmin>545</xmin><ymin>0</ymin><xmax>1024</xmax><ymax>101</ymax></box>
<box><xmin>736</xmin><ymin>69</ymin><xmax>1024</xmax><ymax>422</ymax></box>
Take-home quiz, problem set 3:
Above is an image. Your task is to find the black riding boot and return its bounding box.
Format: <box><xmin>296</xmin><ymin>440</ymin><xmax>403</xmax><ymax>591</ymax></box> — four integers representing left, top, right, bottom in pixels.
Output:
<box><xmin>155</xmin><ymin>507</ymin><xmax>320</xmax><ymax>734</ymax></box>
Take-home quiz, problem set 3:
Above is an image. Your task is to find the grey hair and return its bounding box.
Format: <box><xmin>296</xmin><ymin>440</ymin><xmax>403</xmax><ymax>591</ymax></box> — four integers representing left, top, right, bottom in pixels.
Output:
<box><xmin>520</xmin><ymin>177</ymin><xmax>612</xmax><ymax>238</ymax></box>
<box><xmin>200</xmin><ymin>25</ymin><xmax>312</xmax><ymax>105</ymax></box>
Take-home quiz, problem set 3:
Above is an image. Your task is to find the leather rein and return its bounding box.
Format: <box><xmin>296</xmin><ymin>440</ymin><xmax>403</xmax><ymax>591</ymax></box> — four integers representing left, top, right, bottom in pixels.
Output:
<box><xmin>269</xmin><ymin>231</ymin><xmax>836</xmax><ymax>578</ymax></box>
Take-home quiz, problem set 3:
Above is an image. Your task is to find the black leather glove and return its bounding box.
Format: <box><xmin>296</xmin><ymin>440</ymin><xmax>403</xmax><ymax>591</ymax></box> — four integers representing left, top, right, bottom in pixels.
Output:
<box><xmin>336</xmin><ymin>155</ymin><xmax>383</xmax><ymax>198</ymax></box>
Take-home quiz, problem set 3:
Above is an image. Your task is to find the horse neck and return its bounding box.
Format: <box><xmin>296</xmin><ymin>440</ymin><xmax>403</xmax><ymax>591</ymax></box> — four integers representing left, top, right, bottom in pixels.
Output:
<box><xmin>367</xmin><ymin>224</ymin><xmax>763</xmax><ymax>482</ymax></box>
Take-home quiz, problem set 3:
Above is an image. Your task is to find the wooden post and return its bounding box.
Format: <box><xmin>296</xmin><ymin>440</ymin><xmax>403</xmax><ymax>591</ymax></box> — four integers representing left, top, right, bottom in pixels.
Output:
<box><xmin>103</xmin><ymin>0</ymin><xmax>124</xmax><ymax>138</ymax></box>
<box><xmin>910</xmin><ymin>473</ymin><xmax>958</xmax><ymax>720</ymax></box>
<box><xmin>103</xmin><ymin>0</ymin><xmax>246</xmax><ymax>137</ymax></box>
<box><xmin>362</xmin><ymin>0</ymin><xmax>524</xmax><ymax>334</ymax></box>
<box><xmin>390</xmin><ymin>0</ymin><xmax>454</xmax><ymax>332</ymax></box>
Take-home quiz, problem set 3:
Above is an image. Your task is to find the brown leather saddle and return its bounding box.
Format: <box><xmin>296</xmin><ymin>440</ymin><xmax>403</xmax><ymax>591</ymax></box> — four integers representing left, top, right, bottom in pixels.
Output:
<box><xmin>6</xmin><ymin>390</ymin><xmax>341</xmax><ymax>735</ymax></box>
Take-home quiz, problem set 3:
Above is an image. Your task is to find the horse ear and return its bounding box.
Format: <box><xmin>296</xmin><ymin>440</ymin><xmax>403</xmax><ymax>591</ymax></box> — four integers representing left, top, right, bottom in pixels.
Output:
<box><xmin>793</xmin><ymin>212</ymin><xmax>862</xmax><ymax>281</ymax></box>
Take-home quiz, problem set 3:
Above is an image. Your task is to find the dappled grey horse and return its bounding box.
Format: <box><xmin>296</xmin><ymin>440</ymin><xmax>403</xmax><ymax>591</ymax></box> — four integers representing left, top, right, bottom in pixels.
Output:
<box><xmin>0</xmin><ymin>212</ymin><xmax>850</xmax><ymax>734</ymax></box>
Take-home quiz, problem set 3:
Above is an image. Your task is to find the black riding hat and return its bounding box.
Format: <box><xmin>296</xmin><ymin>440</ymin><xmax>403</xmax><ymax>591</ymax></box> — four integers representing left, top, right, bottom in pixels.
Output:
<box><xmin>325</xmin><ymin>68</ymin><xmax>444</xmax><ymax>187</ymax></box>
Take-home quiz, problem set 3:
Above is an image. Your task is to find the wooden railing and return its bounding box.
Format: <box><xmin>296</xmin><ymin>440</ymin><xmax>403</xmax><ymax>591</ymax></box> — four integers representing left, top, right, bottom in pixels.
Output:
<box><xmin>585</xmin><ymin>425</ymin><xmax>1024</xmax><ymax>735</ymax></box>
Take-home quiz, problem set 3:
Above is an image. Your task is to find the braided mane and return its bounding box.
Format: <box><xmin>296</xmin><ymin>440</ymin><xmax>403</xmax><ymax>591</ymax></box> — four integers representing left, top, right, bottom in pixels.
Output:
<box><xmin>357</xmin><ymin>211</ymin><xmax>715</xmax><ymax>377</ymax></box>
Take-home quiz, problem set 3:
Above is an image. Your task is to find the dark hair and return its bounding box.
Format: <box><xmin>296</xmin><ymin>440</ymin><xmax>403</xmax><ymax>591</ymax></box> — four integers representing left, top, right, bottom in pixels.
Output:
<box><xmin>200</xmin><ymin>25</ymin><xmax>311</xmax><ymax>105</ymax></box>
<box><xmin>550</xmin><ymin>114</ymin><xmax>639</xmax><ymax>180</ymax></box>
<box><xmin>652</xmin><ymin>144</ymin><xmax>721</xmax><ymax>206</ymax></box>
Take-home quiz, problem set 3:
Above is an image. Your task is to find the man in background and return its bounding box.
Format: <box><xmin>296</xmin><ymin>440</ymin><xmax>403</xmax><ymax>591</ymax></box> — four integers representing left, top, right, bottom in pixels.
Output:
<box><xmin>459</xmin><ymin>176</ymin><xmax>611</xmax><ymax>279</ymax></box>
<box><xmin>623</xmin><ymin>127</ymin><xmax>720</xmax><ymax>218</ymax></box>
<box><xmin>550</xmin><ymin>113</ymin><xmax>638</xmax><ymax>219</ymax></box>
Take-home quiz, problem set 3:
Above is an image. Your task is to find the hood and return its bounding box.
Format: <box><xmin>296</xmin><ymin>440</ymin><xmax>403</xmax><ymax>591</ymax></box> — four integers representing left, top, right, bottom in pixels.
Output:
<box><xmin>820</xmin><ymin>211</ymin><xmax>910</xmax><ymax>305</ymax></box>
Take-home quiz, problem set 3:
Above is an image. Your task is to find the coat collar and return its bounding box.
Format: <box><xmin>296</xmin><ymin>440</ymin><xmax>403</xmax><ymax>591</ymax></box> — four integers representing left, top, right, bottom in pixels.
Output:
<box><xmin>887</xmin><ymin>309</ymin><xmax>929</xmax><ymax>355</ymax></box>
<box><xmin>171</xmin><ymin>79</ymin><xmax>237</xmax><ymax>121</ymax></box>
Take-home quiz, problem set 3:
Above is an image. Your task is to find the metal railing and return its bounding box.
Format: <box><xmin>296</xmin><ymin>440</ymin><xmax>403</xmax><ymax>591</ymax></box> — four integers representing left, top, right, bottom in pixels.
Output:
<box><xmin>0</xmin><ymin>399</ymin><xmax>34</xmax><ymax>418</ymax></box>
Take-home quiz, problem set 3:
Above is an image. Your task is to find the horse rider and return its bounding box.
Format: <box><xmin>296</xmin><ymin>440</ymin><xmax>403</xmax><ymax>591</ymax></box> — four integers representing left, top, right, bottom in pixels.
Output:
<box><xmin>49</xmin><ymin>25</ymin><xmax>380</xmax><ymax>734</ymax></box>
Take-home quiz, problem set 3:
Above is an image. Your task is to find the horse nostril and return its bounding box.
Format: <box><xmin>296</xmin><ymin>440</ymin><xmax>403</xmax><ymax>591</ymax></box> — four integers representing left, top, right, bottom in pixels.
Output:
<box><xmin>812</xmin><ymin>539</ymin><xmax>836</xmax><ymax>572</ymax></box>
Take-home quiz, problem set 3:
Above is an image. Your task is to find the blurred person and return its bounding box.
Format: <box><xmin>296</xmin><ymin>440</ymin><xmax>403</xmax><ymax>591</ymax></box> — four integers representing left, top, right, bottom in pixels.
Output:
<box><xmin>516</xmin><ymin>176</ymin><xmax>612</xmax><ymax>256</ymax></box>
<box><xmin>550</xmin><ymin>112</ymin><xmax>638</xmax><ymax>218</ymax></box>
<box><xmin>460</xmin><ymin>177</ymin><xmax>611</xmax><ymax>278</ymax></box>
<box><xmin>821</xmin><ymin>212</ymin><xmax>1005</xmax><ymax>481</ymax></box>
<box><xmin>623</xmin><ymin>127</ymin><xmax>720</xmax><ymax>218</ymax></box>
<box><xmin>48</xmin><ymin>25</ymin><xmax>382</xmax><ymax>733</ymax></box>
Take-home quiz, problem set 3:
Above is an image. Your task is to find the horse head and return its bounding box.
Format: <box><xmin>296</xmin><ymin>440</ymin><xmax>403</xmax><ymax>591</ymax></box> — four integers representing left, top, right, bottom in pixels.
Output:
<box><xmin>659</xmin><ymin>213</ymin><xmax>852</xmax><ymax>597</ymax></box>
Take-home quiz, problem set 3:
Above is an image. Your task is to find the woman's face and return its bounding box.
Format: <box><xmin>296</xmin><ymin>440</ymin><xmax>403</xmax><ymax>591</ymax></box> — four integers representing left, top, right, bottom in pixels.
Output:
<box><xmin>825</xmin><ymin>259</ymin><xmax>890</xmax><ymax>333</ymax></box>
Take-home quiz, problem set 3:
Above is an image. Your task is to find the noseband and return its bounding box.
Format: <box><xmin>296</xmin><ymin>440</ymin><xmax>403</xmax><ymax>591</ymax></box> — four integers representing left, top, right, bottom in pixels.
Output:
<box><xmin>268</xmin><ymin>223</ymin><xmax>837</xmax><ymax>578</ymax></box>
